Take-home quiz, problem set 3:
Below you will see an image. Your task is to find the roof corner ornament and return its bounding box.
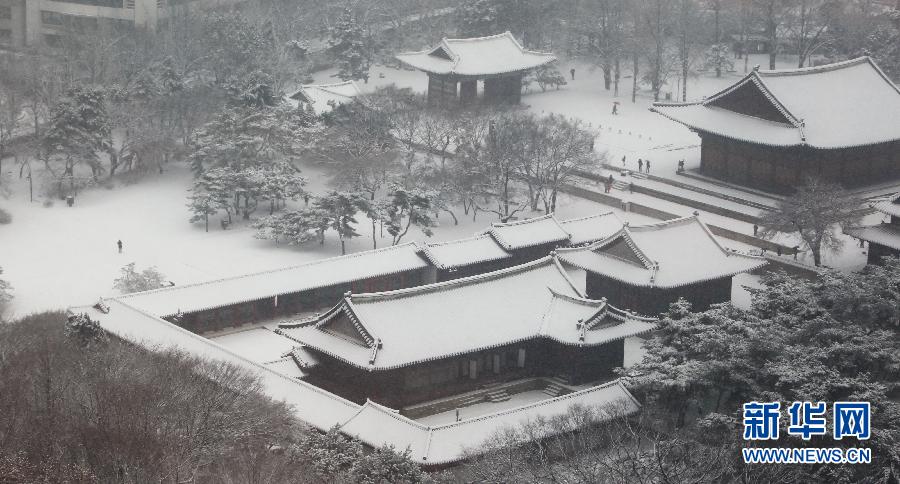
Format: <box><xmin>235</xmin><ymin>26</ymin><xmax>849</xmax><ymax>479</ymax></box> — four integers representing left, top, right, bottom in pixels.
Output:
<box><xmin>692</xmin><ymin>211</ymin><xmax>700</xmax><ymax>217</ymax></box>
<box><xmin>753</xmin><ymin>64</ymin><xmax>760</xmax><ymax>71</ymax></box>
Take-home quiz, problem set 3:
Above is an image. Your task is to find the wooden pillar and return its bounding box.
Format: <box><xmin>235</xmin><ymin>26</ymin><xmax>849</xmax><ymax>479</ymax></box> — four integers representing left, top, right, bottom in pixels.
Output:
<box><xmin>469</xmin><ymin>359</ymin><xmax>478</xmax><ymax>379</ymax></box>
<box><xmin>492</xmin><ymin>354</ymin><xmax>501</xmax><ymax>374</ymax></box>
<box><xmin>460</xmin><ymin>80</ymin><xmax>477</xmax><ymax>105</ymax></box>
<box><xmin>484</xmin><ymin>77</ymin><xmax>501</xmax><ymax>104</ymax></box>
<box><xmin>517</xmin><ymin>348</ymin><xmax>526</xmax><ymax>368</ymax></box>
<box><xmin>427</xmin><ymin>74</ymin><xmax>458</xmax><ymax>107</ymax></box>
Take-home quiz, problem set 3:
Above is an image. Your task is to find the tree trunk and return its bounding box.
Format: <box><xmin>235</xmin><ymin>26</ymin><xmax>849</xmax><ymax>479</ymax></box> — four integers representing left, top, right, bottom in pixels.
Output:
<box><xmin>632</xmin><ymin>51</ymin><xmax>639</xmax><ymax>103</ymax></box>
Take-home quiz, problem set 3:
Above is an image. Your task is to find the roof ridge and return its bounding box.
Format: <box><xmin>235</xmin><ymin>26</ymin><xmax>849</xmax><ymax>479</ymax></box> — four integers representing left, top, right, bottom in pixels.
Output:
<box><xmin>490</xmin><ymin>213</ymin><xmax>556</xmax><ymax>228</ymax></box>
<box><xmin>301</xmin><ymin>80</ymin><xmax>357</xmax><ymax>89</ymax></box>
<box><xmin>350</xmin><ymin>256</ymin><xmax>557</xmax><ymax>302</ymax></box>
<box><xmin>115</xmin><ymin>242</ymin><xmax>422</xmax><ymax>302</ymax></box>
<box><xmin>758</xmin><ymin>56</ymin><xmax>869</xmax><ymax>77</ymax></box>
<box><xmin>423</xmin><ymin>233</ymin><xmax>494</xmax><ymax>247</ymax></box>
<box><xmin>558</xmin><ymin>211</ymin><xmax>617</xmax><ymax>224</ymax></box>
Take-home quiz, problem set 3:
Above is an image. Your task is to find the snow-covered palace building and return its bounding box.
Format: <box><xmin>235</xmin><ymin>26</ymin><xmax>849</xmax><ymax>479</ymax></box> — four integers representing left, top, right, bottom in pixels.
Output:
<box><xmin>652</xmin><ymin>57</ymin><xmax>900</xmax><ymax>194</ymax></box>
<box><xmin>68</xmin><ymin>212</ymin><xmax>763</xmax><ymax>465</ymax></box>
<box><xmin>277</xmin><ymin>256</ymin><xmax>656</xmax><ymax>409</ymax></box>
<box><xmin>396</xmin><ymin>31</ymin><xmax>556</xmax><ymax>107</ymax></box>
<box><xmin>849</xmin><ymin>192</ymin><xmax>900</xmax><ymax>265</ymax></box>
<box><xmin>557</xmin><ymin>216</ymin><xmax>766</xmax><ymax>315</ymax></box>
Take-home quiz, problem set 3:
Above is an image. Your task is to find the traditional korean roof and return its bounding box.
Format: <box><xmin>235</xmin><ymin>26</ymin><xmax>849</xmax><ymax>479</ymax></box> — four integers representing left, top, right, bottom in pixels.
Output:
<box><xmin>277</xmin><ymin>257</ymin><xmax>656</xmax><ymax>371</ymax></box>
<box><xmin>395</xmin><ymin>31</ymin><xmax>557</xmax><ymax>77</ymax></box>
<box><xmin>339</xmin><ymin>380</ymin><xmax>640</xmax><ymax>465</ymax></box>
<box><xmin>68</xmin><ymin>299</ymin><xmax>641</xmax><ymax>465</ymax></box>
<box><xmin>556</xmin><ymin>216</ymin><xmax>766</xmax><ymax>289</ymax></box>
<box><xmin>486</xmin><ymin>214</ymin><xmax>572</xmax><ymax>250</ymax></box>
<box><xmin>116</xmin><ymin>243</ymin><xmax>430</xmax><ymax>318</ymax></box>
<box><xmin>651</xmin><ymin>57</ymin><xmax>900</xmax><ymax>149</ymax></box>
<box><xmin>871</xmin><ymin>193</ymin><xmax>900</xmax><ymax>218</ymax></box>
<box><xmin>847</xmin><ymin>223</ymin><xmax>900</xmax><ymax>251</ymax></box>
<box><xmin>289</xmin><ymin>81</ymin><xmax>361</xmax><ymax>115</ymax></box>
<box><xmin>417</xmin><ymin>234</ymin><xmax>512</xmax><ymax>270</ymax></box>
<box><xmin>559</xmin><ymin>212</ymin><xmax>624</xmax><ymax>246</ymax></box>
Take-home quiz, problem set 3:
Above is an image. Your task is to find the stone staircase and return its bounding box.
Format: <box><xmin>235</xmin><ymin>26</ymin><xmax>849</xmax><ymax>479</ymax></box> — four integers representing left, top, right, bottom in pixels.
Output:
<box><xmin>485</xmin><ymin>389</ymin><xmax>511</xmax><ymax>403</ymax></box>
<box><xmin>611</xmin><ymin>179</ymin><xmax>630</xmax><ymax>191</ymax></box>
<box><xmin>541</xmin><ymin>382</ymin><xmax>566</xmax><ymax>398</ymax></box>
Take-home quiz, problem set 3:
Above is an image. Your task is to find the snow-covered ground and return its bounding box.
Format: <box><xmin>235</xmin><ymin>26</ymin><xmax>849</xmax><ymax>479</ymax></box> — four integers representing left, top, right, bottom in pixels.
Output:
<box><xmin>0</xmin><ymin>159</ymin><xmax>657</xmax><ymax>318</ymax></box>
<box><xmin>0</xmin><ymin>53</ymin><xmax>874</xmax><ymax>319</ymax></box>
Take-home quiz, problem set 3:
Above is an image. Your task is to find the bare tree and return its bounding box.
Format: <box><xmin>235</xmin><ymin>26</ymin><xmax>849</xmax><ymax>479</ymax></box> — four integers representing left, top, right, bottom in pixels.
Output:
<box><xmin>759</xmin><ymin>177</ymin><xmax>862</xmax><ymax>266</ymax></box>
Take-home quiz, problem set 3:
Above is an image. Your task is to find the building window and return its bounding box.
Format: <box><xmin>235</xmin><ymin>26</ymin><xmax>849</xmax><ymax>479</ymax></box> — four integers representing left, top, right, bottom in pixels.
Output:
<box><xmin>43</xmin><ymin>34</ymin><xmax>63</xmax><ymax>47</ymax></box>
<box><xmin>41</xmin><ymin>11</ymin><xmax>64</xmax><ymax>25</ymax></box>
<box><xmin>0</xmin><ymin>6</ymin><xmax>11</xmax><ymax>19</ymax></box>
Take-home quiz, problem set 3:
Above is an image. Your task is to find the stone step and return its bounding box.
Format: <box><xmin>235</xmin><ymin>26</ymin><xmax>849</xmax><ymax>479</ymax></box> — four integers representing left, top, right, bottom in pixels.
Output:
<box><xmin>542</xmin><ymin>383</ymin><xmax>565</xmax><ymax>397</ymax></box>
<box><xmin>485</xmin><ymin>390</ymin><xmax>510</xmax><ymax>402</ymax></box>
<box><xmin>549</xmin><ymin>375</ymin><xmax>570</xmax><ymax>385</ymax></box>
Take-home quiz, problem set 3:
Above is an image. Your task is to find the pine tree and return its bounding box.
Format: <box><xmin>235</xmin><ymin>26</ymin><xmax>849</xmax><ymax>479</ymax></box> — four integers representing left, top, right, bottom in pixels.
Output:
<box><xmin>329</xmin><ymin>9</ymin><xmax>372</xmax><ymax>82</ymax></box>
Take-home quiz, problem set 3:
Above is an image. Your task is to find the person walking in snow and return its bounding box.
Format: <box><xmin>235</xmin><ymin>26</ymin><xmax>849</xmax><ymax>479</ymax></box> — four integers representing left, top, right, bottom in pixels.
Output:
<box><xmin>604</xmin><ymin>179</ymin><xmax>611</xmax><ymax>193</ymax></box>
<box><xmin>645</xmin><ymin>159</ymin><xmax>651</xmax><ymax>173</ymax></box>
<box><xmin>637</xmin><ymin>159</ymin><xmax>644</xmax><ymax>173</ymax></box>
<box><xmin>622</xmin><ymin>155</ymin><xmax>626</xmax><ymax>167</ymax></box>
<box><xmin>570</xmin><ymin>68</ymin><xmax>575</xmax><ymax>80</ymax></box>
<box><xmin>611</xmin><ymin>102</ymin><xmax>618</xmax><ymax>115</ymax></box>
<box><xmin>117</xmin><ymin>240</ymin><xmax>123</xmax><ymax>254</ymax></box>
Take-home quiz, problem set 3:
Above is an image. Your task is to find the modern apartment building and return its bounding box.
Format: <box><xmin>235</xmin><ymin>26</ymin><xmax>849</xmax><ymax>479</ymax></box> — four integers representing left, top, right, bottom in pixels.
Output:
<box><xmin>0</xmin><ymin>0</ymin><xmax>235</xmax><ymax>48</ymax></box>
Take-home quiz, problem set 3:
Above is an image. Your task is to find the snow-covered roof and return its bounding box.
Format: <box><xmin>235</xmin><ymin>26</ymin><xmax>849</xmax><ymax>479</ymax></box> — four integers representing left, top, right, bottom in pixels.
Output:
<box><xmin>395</xmin><ymin>31</ymin><xmax>557</xmax><ymax>77</ymax></box>
<box><xmin>417</xmin><ymin>234</ymin><xmax>512</xmax><ymax>270</ymax></box>
<box><xmin>340</xmin><ymin>380</ymin><xmax>640</xmax><ymax>465</ymax></box>
<box><xmin>289</xmin><ymin>81</ymin><xmax>362</xmax><ymax>115</ymax></box>
<box><xmin>847</xmin><ymin>223</ymin><xmax>900</xmax><ymax>251</ymax></box>
<box><xmin>117</xmin><ymin>243</ymin><xmax>430</xmax><ymax>318</ymax></box>
<box><xmin>487</xmin><ymin>214</ymin><xmax>572</xmax><ymax>251</ymax></box>
<box><xmin>556</xmin><ymin>216</ymin><xmax>766</xmax><ymax>289</ymax></box>
<box><xmin>871</xmin><ymin>193</ymin><xmax>900</xmax><ymax>218</ymax></box>
<box><xmin>559</xmin><ymin>212</ymin><xmax>624</xmax><ymax>246</ymax></box>
<box><xmin>70</xmin><ymin>299</ymin><xmax>640</xmax><ymax>465</ymax></box>
<box><xmin>651</xmin><ymin>57</ymin><xmax>900</xmax><ymax>149</ymax></box>
<box><xmin>278</xmin><ymin>257</ymin><xmax>656</xmax><ymax>371</ymax></box>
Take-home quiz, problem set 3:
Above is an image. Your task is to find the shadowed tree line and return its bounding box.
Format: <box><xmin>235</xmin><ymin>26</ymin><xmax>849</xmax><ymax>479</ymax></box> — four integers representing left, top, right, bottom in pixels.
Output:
<box><xmin>0</xmin><ymin>312</ymin><xmax>429</xmax><ymax>483</ymax></box>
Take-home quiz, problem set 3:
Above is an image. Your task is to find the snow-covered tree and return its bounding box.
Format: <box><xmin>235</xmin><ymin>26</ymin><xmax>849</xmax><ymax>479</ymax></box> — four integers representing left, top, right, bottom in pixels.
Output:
<box><xmin>702</xmin><ymin>44</ymin><xmax>734</xmax><ymax>77</ymax></box>
<box><xmin>113</xmin><ymin>263</ymin><xmax>167</xmax><ymax>294</ymax></box>
<box><xmin>318</xmin><ymin>99</ymin><xmax>395</xmax><ymax>199</ymax></box>
<box><xmin>384</xmin><ymin>186</ymin><xmax>438</xmax><ymax>245</ymax></box>
<box><xmin>313</xmin><ymin>191</ymin><xmax>370</xmax><ymax>254</ymax></box>
<box><xmin>0</xmin><ymin>58</ymin><xmax>26</xmax><ymax>186</ymax></box>
<box><xmin>527</xmin><ymin>63</ymin><xmax>568</xmax><ymax>92</ymax></box>
<box><xmin>253</xmin><ymin>208</ymin><xmax>328</xmax><ymax>246</ymax></box>
<box><xmin>348</xmin><ymin>445</ymin><xmax>426</xmax><ymax>484</ymax></box>
<box><xmin>456</xmin><ymin>0</ymin><xmax>503</xmax><ymax>37</ymax></box>
<box><xmin>864</xmin><ymin>7</ymin><xmax>900</xmax><ymax>81</ymax></box>
<box><xmin>189</xmin><ymin>105</ymin><xmax>318</xmax><ymax>174</ymax></box>
<box><xmin>42</xmin><ymin>86</ymin><xmax>112</xmax><ymax>188</ymax></box>
<box><xmin>65</xmin><ymin>313</ymin><xmax>107</xmax><ymax>346</ymax></box>
<box><xmin>187</xmin><ymin>191</ymin><xmax>219</xmax><ymax>232</ymax></box>
<box><xmin>0</xmin><ymin>266</ymin><xmax>12</xmax><ymax>320</ymax></box>
<box><xmin>328</xmin><ymin>8</ymin><xmax>373</xmax><ymax>83</ymax></box>
<box><xmin>759</xmin><ymin>177</ymin><xmax>862</xmax><ymax>267</ymax></box>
